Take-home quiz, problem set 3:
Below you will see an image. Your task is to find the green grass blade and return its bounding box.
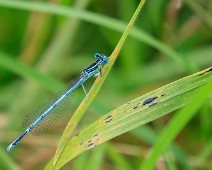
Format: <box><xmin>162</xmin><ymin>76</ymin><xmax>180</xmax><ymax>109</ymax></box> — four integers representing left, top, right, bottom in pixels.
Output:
<box><xmin>140</xmin><ymin>72</ymin><xmax>212</xmax><ymax>170</ymax></box>
<box><xmin>52</xmin><ymin>0</ymin><xmax>146</xmax><ymax>166</ymax></box>
<box><xmin>132</xmin><ymin>126</ymin><xmax>192</xmax><ymax>169</ymax></box>
<box><xmin>45</xmin><ymin>67</ymin><xmax>212</xmax><ymax>169</ymax></box>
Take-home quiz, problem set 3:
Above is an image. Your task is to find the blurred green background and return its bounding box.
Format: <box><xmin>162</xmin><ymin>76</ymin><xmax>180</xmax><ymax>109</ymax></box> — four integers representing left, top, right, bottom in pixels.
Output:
<box><xmin>0</xmin><ymin>0</ymin><xmax>211</xmax><ymax>169</ymax></box>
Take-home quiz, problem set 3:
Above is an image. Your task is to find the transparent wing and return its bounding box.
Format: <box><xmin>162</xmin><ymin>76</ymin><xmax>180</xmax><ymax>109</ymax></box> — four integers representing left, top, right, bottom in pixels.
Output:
<box><xmin>22</xmin><ymin>74</ymin><xmax>83</xmax><ymax>136</ymax></box>
<box><xmin>31</xmin><ymin>89</ymin><xmax>73</xmax><ymax>136</ymax></box>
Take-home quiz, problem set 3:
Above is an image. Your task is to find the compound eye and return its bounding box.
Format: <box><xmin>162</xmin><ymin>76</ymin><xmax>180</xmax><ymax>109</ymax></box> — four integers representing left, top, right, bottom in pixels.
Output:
<box><xmin>102</xmin><ymin>56</ymin><xmax>108</xmax><ymax>64</ymax></box>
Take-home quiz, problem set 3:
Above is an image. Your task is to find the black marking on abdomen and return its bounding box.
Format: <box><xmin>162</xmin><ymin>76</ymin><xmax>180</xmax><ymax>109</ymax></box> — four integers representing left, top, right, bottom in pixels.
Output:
<box><xmin>52</xmin><ymin>103</ymin><xmax>57</xmax><ymax>108</ymax></box>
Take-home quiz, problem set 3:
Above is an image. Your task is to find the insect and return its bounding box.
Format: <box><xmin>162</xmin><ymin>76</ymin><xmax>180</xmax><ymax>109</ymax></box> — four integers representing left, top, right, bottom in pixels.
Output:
<box><xmin>7</xmin><ymin>53</ymin><xmax>108</xmax><ymax>152</ymax></box>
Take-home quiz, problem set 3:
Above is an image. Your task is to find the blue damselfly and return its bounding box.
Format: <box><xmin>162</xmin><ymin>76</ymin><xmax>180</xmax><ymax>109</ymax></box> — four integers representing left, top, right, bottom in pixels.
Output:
<box><xmin>7</xmin><ymin>53</ymin><xmax>108</xmax><ymax>152</ymax></box>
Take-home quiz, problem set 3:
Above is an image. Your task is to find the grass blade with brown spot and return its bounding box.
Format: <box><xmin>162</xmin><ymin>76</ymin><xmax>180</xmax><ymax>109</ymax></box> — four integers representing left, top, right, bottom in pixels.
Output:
<box><xmin>45</xmin><ymin>67</ymin><xmax>212</xmax><ymax>169</ymax></box>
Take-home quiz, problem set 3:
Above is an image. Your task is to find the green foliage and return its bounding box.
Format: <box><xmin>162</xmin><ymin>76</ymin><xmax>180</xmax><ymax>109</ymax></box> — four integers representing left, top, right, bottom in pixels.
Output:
<box><xmin>0</xmin><ymin>0</ymin><xmax>211</xmax><ymax>170</ymax></box>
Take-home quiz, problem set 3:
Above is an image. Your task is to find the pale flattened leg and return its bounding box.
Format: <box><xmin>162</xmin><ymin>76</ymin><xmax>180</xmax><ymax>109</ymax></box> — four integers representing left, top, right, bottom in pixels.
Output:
<box><xmin>82</xmin><ymin>84</ymin><xmax>87</xmax><ymax>95</ymax></box>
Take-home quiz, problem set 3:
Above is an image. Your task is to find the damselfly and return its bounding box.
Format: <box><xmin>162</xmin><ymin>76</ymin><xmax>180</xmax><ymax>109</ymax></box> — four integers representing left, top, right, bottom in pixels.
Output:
<box><xmin>7</xmin><ymin>53</ymin><xmax>108</xmax><ymax>152</ymax></box>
